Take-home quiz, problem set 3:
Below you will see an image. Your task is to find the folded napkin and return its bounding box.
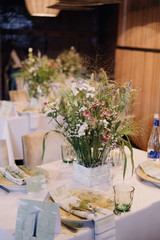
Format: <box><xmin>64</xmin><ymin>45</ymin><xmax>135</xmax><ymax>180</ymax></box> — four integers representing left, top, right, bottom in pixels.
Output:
<box><xmin>0</xmin><ymin>165</ymin><xmax>30</xmax><ymax>185</ymax></box>
<box><xmin>140</xmin><ymin>160</ymin><xmax>160</xmax><ymax>179</ymax></box>
<box><xmin>49</xmin><ymin>185</ymin><xmax>116</xmax><ymax>240</ymax></box>
<box><xmin>59</xmin><ymin>196</ymin><xmax>116</xmax><ymax>240</ymax></box>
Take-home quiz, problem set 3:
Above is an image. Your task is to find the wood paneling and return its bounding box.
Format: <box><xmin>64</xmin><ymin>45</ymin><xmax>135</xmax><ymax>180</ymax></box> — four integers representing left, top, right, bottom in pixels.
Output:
<box><xmin>117</xmin><ymin>0</ymin><xmax>160</xmax><ymax>49</ymax></box>
<box><xmin>115</xmin><ymin>0</ymin><xmax>160</xmax><ymax>150</ymax></box>
<box><xmin>0</xmin><ymin>37</ymin><xmax>1</xmax><ymax>99</ymax></box>
<box><xmin>115</xmin><ymin>48</ymin><xmax>160</xmax><ymax>150</ymax></box>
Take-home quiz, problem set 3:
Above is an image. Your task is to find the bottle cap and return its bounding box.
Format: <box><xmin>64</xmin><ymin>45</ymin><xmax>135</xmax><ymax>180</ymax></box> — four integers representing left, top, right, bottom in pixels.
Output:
<box><xmin>154</xmin><ymin>113</ymin><xmax>159</xmax><ymax>119</ymax></box>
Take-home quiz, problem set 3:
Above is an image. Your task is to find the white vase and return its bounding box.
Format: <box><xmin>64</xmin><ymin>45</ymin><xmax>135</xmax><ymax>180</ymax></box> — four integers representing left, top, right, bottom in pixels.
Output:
<box><xmin>73</xmin><ymin>162</ymin><xmax>111</xmax><ymax>187</ymax></box>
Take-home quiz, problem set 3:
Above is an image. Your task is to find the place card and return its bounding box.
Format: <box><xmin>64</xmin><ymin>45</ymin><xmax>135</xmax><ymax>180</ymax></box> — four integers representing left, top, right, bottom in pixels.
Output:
<box><xmin>26</xmin><ymin>175</ymin><xmax>46</xmax><ymax>194</ymax></box>
<box><xmin>0</xmin><ymin>101</ymin><xmax>18</xmax><ymax>118</ymax></box>
<box><xmin>49</xmin><ymin>184</ymin><xmax>72</xmax><ymax>203</ymax></box>
<box><xmin>15</xmin><ymin>199</ymin><xmax>61</xmax><ymax>240</ymax></box>
<box><xmin>140</xmin><ymin>160</ymin><xmax>160</xmax><ymax>179</ymax></box>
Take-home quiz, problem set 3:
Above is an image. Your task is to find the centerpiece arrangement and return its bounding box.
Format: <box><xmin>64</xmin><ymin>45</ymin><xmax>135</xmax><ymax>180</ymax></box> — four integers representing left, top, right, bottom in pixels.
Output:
<box><xmin>17</xmin><ymin>48</ymin><xmax>60</xmax><ymax>99</ymax></box>
<box><xmin>16</xmin><ymin>47</ymin><xmax>86</xmax><ymax>101</ymax></box>
<box><xmin>42</xmin><ymin>71</ymin><xmax>138</xmax><ymax>187</ymax></box>
<box><xmin>56</xmin><ymin>46</ymin><xmax>85</xmax><ymax>78</ymax></box>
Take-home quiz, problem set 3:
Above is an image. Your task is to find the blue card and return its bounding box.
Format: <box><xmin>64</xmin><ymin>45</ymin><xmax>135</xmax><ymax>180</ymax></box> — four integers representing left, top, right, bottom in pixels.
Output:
<box><xmin>15</xmin><ymin>199</ymin><xmax>61</xmax><ymax>240</ymax></box>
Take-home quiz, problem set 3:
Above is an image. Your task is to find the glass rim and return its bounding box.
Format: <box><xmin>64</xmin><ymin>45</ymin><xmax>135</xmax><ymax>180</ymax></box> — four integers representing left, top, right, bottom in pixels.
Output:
<box><xmin>113</xmin><ymin>184</ymin><xmax>135</xmax><ymax>193</ymax></box>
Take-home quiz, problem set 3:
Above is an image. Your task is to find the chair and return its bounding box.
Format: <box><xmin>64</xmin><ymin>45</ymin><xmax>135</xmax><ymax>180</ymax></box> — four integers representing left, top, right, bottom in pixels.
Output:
<box><xmin>9</xmin><ymin>90</ymin><xmax>29</xmax><ymax>102</ymax></box>
<box><xmin>0</xmin><ymin>140</ymin><xmax>9</xmax><ymax>167</ymax></box>
<box><xmin>22</xmin><ymin>131</ymin><xmax>66</xmax><ymax>166</ymax></box>
<box><xmin>15</xmin><ymin>77</ymin><xmax>24</xmax><ymax>90</ymax></box>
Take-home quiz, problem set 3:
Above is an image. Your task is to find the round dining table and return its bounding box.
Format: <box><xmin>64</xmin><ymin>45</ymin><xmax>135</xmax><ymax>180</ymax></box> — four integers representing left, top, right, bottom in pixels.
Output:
<box><xmin>0</xmin><ymin>147</ymin><xmax>160</xmax><ymax>240</ymax></box>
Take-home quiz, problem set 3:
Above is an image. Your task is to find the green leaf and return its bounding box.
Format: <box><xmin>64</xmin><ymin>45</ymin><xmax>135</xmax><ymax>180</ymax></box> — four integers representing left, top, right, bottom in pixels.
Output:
<box><xmin>121</xmin><ymin>136</ymin><xmax>134</xmax><ymax>176</ymax></box>
<box><xmin>125</xmin><ymin>136</ymin><xmax>134</xmax><ymax>175</ymax></box>
<box><xmin>121</xmin><ymin>142</ymin><xmax>127</xmax><ymax>179</ymax></box>
<box><xmin>114</xmin><ymin>121</ymin><xmax>121</xmax><ymax>131</ymax></box>
<box><xmin>41</xmin><ymin>131</ymin><xmax>50</xmax><ymax>163</ymax></box>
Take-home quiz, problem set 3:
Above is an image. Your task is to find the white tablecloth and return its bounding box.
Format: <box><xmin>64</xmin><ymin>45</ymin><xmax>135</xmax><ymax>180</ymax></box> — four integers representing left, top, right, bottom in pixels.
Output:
<box><xmin>0</xmin><ymin>115</ymin><xmax>55</xmax><ymax>165</ymax></box>
<box><xmin>0</xmin><ymin>148</ymin><xmax>160</xmax><ymax>240</ymax></box>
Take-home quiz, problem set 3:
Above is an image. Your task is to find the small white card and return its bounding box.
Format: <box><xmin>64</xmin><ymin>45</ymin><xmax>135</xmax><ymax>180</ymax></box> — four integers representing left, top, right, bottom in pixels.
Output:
<box><xmin>0</xmin><ymin>101</ymin><xmax>18</xmax><ymax>118</ymax></box>
<box><xmin>49</xmin><ymin>184</ymin><xmax>72</xmax><ymax>203</ymax></box>
<box><xmin>26</xmin><ymin>175</ymin><xmax>46</xmax><ymax>194</ymax></box>
<box><xmin>15</xmin><ymin>199</ymin><xmax>61</xmax><ymax>240</ymax></box>
<box><xmin>140</xmin><ymin>160</ymin><xmax>160</xmax><ymax>179</ymax></box>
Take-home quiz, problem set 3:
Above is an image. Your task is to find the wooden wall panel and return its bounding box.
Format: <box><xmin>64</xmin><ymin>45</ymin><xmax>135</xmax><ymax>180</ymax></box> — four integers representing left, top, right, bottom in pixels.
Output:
<box><xmin>115</xmin><ymin>0</ymin><xmax>160</xmax><ymax>150</ymax></box>
<box><xmin>115</xmin><ymin>48</ymin><xmax>160</xmax><ymax>150</ymax></box>
<box><xmin>0</xmin><ymin>36</ymin><xmax>1</xmax><ymax>99</ymax></box>
<box><xmin>117</xmin><ymin>0</ymin><xmax>160</xmax><ymax>49</ymax></box>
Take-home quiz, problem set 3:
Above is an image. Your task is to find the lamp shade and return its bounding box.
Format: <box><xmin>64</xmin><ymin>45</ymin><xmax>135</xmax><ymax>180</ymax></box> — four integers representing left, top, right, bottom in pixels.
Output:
<box><xmin>25</xmin><ymin>0</ymin><xmax>60</xmax><ymax>17</ymax></box>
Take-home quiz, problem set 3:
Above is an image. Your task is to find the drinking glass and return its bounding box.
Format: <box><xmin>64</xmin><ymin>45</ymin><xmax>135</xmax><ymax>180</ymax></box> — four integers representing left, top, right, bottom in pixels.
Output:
<box><xmin>113</xmin><ymin>184</ymin><xmax>135</xmax><ymax>213</ymax></box>
<box><xmin>106</xmin><ymin>146</ymin><xmax>124</xmax><ymax>180</ymax></box>
<box><xmin>61</xmin><ymin>144</ymin><xmax>76</xmax><ymax>164</ymax></box>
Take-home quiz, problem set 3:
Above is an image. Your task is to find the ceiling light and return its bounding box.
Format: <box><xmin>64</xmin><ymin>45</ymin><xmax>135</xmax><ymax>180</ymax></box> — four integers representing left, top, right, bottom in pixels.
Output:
<box><xmin>25</xmin><ymin>0</ymin><xmax>60</xmax><ymax>17</ymax></box>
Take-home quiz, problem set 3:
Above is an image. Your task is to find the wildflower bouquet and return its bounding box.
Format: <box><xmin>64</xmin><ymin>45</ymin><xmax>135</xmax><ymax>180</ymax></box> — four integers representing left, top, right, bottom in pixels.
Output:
<box><xmin>56</xmin><ymin>46</ymin><xmax>85</xmax><ymax>77</ymax></box>
<box><xmin>43</xmin><ymin>73</ymin><xmax>137</xmax><ymax>177</ymax></box>
<box><xmin>18</xmin><ymin>48</ymin><xmax>59</xmax><ymax>99</ymax></box>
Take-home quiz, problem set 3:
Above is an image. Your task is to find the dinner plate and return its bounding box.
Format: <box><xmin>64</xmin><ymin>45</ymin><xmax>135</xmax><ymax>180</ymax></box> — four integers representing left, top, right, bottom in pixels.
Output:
<box><xmin>0</xmin><ymin>166</ymin><xmax>49</xmax><ymax>192</ymax></box>
<box><xmin>47</xmin><ymin>189</ymin><xmax>114</xmax><ymax>223</ymax></box>
<box><xmin>136</xmin><ymin>164</ymin><xmax>160</xmax><ymax>187</ymax></box>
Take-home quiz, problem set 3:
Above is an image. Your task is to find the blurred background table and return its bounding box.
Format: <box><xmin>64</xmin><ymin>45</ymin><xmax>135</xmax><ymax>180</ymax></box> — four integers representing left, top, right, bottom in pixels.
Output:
<box><xmin>0</xmin><ymin>114</ymin><xmax>55</xmax><ymax>165</ymax></box>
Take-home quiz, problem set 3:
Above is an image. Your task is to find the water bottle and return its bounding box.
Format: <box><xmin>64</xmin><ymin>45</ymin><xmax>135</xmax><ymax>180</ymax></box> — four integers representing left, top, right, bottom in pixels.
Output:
<box><xmin>147</xmin><ymin>113</ymin><xmax>160</xmax><ymax>161</ymax></box>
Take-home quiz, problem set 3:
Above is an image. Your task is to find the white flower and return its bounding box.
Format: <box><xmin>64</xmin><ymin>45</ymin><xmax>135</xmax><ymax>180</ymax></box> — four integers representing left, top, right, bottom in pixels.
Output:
<box><xmin>88</xmin><ymin>86</ymin><xmax>95</xmax><ymax>92</ymax></box>
<box><xmin>86</xmin><ymin>93</ymin><xmax>94</xmax><ymax>98</ymax></box>
<box><xmin>55</xmin><ymin>99</ymin><xmax>60</xmax><ymax>105</ymax></box>
<box><xmin>71</xmin><ymin>46</ymin><xmax>75</xmax><ymax>51</ymax></box>
<box><xmin>103</xmin><ymin>119</ymin><xmax>108</xmax><ymax>128</ymax></box>
<box><xmin>74</xmin><ymin>101</ymin><xmax>78</xmax><ymax>107</ymax></box>
<box><xmin>71</xmin><ymin>82</ymin><xmax>77</xmax><ymax>89</ymax></box>
<box><xmin>71</xmin><ymin>83</ymin><xmax>79</xmax><ymax>96</ymax></box>
<box><xmin>28</xmin><ymin>47</ymin><xmax>33</xmax><ymax>52</ymax></box>
<box><xmin>29</xmin><ymin>67</ymin><xmax>35</xmax><ymax>73</ymax></box>
<box><xmin>79</xmin><ymin>106</ymin><xmax>87</xmax><ymax>112</ymax></box>
<box><xmin>78</xmin><ymin>122</ymin><xmax>88</xmax><ymax>137</ymax></box>
<box><xmin>63</xmin><ymin>121</ymin><xmax>68</xmax><ymax>128</ymax></box>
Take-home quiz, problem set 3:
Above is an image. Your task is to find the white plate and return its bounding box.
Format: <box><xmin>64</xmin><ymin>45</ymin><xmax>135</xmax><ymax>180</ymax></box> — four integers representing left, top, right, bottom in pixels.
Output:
<box><xmin>0</xmin><ymin>166</ymin><xmax>49</xmax><ymax>192</ymax></box>
<box><xmin>136</xmin><ymin>165</ymin><xmax>160</xmax><ymax>187</ymax></box>
<box><xmin>46</xmin><ymin>189</ymin><xmax>114</xmax><ymax>223</ymax></box>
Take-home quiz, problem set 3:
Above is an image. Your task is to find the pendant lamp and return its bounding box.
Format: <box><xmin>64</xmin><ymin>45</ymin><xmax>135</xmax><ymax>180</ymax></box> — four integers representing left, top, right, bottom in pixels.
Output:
<box><xmin>24</xmin><ymin>0</ymin><xmax>60</xmax><ymax>17</ymax></box>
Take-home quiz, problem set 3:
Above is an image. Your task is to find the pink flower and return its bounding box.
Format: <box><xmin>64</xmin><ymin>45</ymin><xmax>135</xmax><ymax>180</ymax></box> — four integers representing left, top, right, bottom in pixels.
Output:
<box><xmin>98</xmin><ymin>101</ymin><xmax>105</xmax><ymax>106</ymax></box>
<box><xmin>104</xmin><ymin>134</ymin><xmax>110</xmax><ymax>142</ymax></box>
<box><xmin>91</xmin><ymin>105</ymin><xmax>98</xmax><ymax>110</ymax></box>
<box><xmin>89</xmin><ymin>117</ymin><xmax>94</xmax><ymax>123</ymax></box>
<box><xmin>51</xmin><ymin>62</ymin><xmax>58</xmax><ymax>68</ymax></box>
<box><xmin>102</xmin><ymin>109</ymin><xmax>111</xmax><ymax>117</ymax></box>
<box><xmin>43</xmin><ymin>102</ymin><xmax>47</xmax><ymax>105</ymax></box>
<box><xmin>100</xmin><ymin>134</ymin><xmax>110</xmax><ymax>142</ymax></box>
<box><xmin>100</xmin><ymin>113</ymin><xmax>105</xmax><ymax>117</ymax></box>
<box><xmin>106</xmin><ymin>111</ymin><xmax>111</xmax><ymax>117</ymax></box>
<box><xmin>82</xmin><ymin>111</ymin><xmax>90</xmax><ymax>118</ymax></box>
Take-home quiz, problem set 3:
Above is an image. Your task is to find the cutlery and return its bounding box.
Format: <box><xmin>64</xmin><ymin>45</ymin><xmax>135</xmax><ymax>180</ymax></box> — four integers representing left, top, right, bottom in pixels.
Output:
<box><xmin>61</xmin><ymin>220</ymin><xmax>78</xmax><ymax>233</ymax></box>
<box><xmin>0</xmin><ymin>185</ymin><xmax>10</xmax><ymax>194</ymax></box>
